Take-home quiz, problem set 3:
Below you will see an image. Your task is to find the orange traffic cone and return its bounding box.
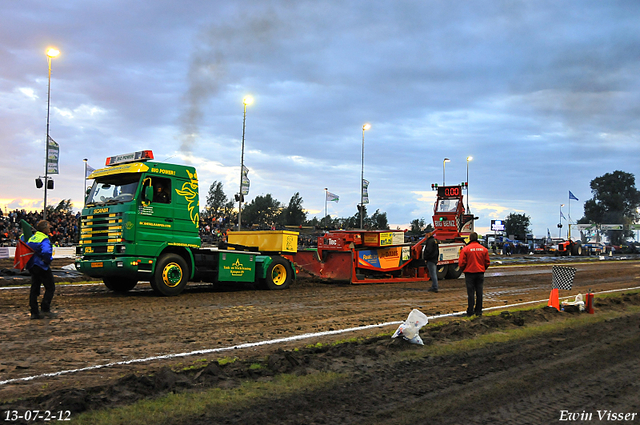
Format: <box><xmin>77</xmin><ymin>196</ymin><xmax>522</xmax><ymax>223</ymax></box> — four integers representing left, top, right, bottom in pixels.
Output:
<box><xmin>547</xmin><ymin>288</ymin><xmax>560</xmax><ymax>311</ymax></box>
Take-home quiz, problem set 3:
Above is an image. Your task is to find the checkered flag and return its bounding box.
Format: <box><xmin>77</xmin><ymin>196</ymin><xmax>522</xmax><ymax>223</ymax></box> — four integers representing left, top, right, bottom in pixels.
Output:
<box><xmin>552</xmin><ymin>266</ymin><xmax>576</xmax><ymax>290</ymax></box>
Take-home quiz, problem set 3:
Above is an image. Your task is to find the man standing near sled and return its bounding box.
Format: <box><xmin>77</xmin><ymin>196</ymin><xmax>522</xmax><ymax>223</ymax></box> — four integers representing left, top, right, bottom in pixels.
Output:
<box><xmin>458</xmin><ymin>232</ymin><xmax>490</xmax><ymax>317</ymax></box>
<box><xmin>424</xmin><ymin>231</ymin><xmax>440</xmax><ymax>293</ymax></box>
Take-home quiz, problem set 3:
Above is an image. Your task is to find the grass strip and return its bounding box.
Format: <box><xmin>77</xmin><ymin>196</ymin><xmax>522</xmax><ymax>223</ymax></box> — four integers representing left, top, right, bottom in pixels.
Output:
<box><xmin>72</xmin><ymin>372</ymin><xmax>346</xmax><ymax>425</ymax></box>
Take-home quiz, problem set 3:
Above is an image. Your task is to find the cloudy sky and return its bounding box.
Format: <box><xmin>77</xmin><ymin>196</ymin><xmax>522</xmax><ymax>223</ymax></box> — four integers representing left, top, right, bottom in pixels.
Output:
<box><xmin>1</xmin><ymin>0</ymin><xmax>639</xmax><ymax>237</ymax></box>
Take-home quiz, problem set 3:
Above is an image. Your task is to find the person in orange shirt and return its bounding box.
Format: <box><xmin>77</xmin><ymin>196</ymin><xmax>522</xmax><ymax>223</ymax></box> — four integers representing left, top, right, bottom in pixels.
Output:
<box><xmin>458</xmin><ymin>232</ymin><xmax>490</xmax><ymax>317</ymax></box>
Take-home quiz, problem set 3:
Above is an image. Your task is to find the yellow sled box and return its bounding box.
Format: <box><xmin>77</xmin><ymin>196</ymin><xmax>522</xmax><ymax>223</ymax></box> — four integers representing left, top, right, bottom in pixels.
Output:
<box><xmin>228</xmin><ymin>230</ymin><xmax>299</xmax><ymax>253</ymax></box>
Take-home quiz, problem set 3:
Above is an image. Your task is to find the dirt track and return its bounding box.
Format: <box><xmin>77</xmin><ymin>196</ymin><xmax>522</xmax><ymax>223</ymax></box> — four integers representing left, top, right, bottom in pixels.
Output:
<box><xmin>1</xmin><ymin>258</ymin><xmax>640</xmax><ymax>423</ymax></box>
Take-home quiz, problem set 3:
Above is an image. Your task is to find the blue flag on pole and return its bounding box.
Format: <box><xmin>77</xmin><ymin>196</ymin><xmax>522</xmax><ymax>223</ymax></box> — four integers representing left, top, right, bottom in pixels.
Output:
<box><xmin>85</xmin><ymin>164</ymin><xmax>95</xmax><ymax>178</ymax></box>
<box><xmin>569</xmin><ymin>191</ymin><xmax>579</xmax><ymax>201</ymax></box>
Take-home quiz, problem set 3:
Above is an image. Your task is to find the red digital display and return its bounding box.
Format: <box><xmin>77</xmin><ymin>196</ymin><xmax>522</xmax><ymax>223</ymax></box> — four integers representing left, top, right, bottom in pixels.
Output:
<box><xmin>437</xmin><ymin>186</ymin><xmax>461</xmax><ymax>198</ymax></box>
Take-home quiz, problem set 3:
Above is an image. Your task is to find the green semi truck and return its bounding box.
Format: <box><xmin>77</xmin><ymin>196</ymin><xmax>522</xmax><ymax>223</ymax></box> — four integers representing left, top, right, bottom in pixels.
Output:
<box><xmin>74</xmin><ymin>150</ymin><xmax>295</xmax><ymax>296</ymax></box>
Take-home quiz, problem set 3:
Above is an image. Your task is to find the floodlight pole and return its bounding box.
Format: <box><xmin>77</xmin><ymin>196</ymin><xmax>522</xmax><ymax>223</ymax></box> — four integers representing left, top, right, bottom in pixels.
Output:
<box><xmin>559</xmin><ymin>204</ymin><xmax>564</xmax><ymax>238</ymax></box>
<box><xmin>466</xmin><ymin>156</ymin><xmax>472</xmax><ymax>213</ymax></box>
<box><xmin>443</xmin><ymin>158</ymin><xmax>450</xmax><ymax>186</ymax></box>
<box><xmin>238</xmin><ymin>96</ymin><xmax>253</xmax><ymax>230</ymax></box>
<box><xmin>43</xmin><ymin>54</ymin><xmax>53</xmax><ymax>220</ymax></box>
<box><xmin>238</xmin><ymin>101</ymin><xmax>247</xmax><ymax>230</ymax></box>
<box><xmin>360</xmin><ymin>128</ymin><xmax>364</xmax><ymax>229</ymax></box>
<box><xmin>360</xmin><ymin>124</ymin><xmax>370</xmax><ymax>229</ymax></box>
<box><xmin>324</xmin><ymin>188</ymin><xmax>328</xmax><ymax>228</ymax></box>
<box><xmin>83</xmin><ymin>158</ymin><xmax>88</xmax><ymax>207</ymax></box>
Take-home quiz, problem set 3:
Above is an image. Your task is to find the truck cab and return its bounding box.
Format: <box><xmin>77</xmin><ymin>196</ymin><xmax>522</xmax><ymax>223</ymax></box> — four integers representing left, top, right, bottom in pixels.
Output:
<box><xmin>75</xmin><ymin>150</ymin><xmax>295</xmax><ymax>296</ymax></box>
<box><xmin>75</xmin><ymin>150</ymin><xmax>201</xmax><ymax>293</ymax></box>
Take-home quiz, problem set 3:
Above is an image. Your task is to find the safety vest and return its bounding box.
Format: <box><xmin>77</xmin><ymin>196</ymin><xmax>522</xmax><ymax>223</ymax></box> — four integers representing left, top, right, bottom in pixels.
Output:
<box><xmin>27</xmin><ymin>231</ymin><xmax>53</xmax><ymax>270</ymax></box>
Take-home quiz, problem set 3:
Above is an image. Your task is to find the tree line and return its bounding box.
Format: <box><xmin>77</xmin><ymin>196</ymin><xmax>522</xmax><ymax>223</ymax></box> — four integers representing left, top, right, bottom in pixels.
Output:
<box><xmin>201</xmin><ymin>180</ymin><xmax>393</xmax><ymax>231</ymax></box>
<box><xmin>201</xmin><ymin>170</ymin><xmax>640</xmax><ymax>241</ymax></box>
<box><xmin>500</xmin><ymin>170</ymin><xmax>640</xmax><ymax>245</ymax></box>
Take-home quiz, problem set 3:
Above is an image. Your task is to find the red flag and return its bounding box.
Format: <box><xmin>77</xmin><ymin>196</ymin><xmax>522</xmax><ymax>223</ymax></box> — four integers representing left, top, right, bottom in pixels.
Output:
<box><xmin>13</xmin><ymin>239</ymin><xmax>34</xmax><ymax>271</ymax></box>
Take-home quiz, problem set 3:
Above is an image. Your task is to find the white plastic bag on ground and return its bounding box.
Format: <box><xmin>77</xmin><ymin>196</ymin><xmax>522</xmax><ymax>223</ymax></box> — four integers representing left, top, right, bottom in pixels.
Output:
<box><xmin>561</xmin><ymin>293</ymin><xmax>585</xmax><ymax>312</ymax></box>
<box><xmin>392</xmin><ymin>309</ymin><xmax>429</xmax><ymax>345</ymax></box>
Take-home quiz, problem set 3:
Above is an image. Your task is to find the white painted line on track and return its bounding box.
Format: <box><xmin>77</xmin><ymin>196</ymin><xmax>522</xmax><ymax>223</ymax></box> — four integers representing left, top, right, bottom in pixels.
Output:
<box><xmin>0</xmin><ymin>282</ymin><xmax>102</xmax><ymax>290</ymax></box>
<box><xmin>2</xmin><ymin>285</ymin><xmax>639</xmax><ymax>387</ymax></box>
<box><xmin>0</xmin><ymin>321</ymin><xmax>401</xmax><ymax>386</ymax></box>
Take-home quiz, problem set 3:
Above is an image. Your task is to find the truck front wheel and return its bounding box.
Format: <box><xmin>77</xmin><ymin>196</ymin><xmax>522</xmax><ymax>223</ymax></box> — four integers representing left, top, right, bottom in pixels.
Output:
<box><xmin>261</xmin><ymin>257</ymin><xmax>293</xmax><ymax>290</ymax></box>
<box><xmin>152</xmin><ymin>254</ymin><xmax>189</xmax><ymax>296</ymax></box>
<box><xmin>103</xmin><ymin>277</ymin><xmax>137</xmax><ymax>292</ymax></box>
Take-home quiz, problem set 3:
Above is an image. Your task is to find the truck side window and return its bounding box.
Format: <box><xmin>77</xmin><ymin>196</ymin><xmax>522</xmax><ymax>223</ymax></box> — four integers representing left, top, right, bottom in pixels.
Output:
<box><xmin>153</xmin><ymin>178</ymin><xmax>171</xmax><ymax>204</ymax></box>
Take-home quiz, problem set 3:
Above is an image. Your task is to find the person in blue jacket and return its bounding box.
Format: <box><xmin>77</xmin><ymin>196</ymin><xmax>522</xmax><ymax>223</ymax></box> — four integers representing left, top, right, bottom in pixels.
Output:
<box><xmin>27</xmin><ymin>220</ymin><xmax>55</xmax><ymax>319</ymax></box>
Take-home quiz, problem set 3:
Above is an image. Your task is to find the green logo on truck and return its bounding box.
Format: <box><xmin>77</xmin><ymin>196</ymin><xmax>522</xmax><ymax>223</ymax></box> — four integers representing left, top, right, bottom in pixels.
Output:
<box><xmin>175</xmin><ymin>169</ymin><xmax>199</xmax><ymax>225</ymax></box>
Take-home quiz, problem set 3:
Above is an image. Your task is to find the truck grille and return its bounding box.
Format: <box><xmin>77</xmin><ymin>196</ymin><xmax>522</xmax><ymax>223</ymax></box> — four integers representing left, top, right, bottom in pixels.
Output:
<box><xmin>80</xmin><ymin>212</ymin><xmax>123</xmax><ymax>252</ymax></box>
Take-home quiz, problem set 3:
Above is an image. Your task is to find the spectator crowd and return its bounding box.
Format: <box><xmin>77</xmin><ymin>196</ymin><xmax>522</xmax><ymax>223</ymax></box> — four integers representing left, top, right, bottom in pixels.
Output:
<box><xmin>0</xmin><ymin>208</ymin><xmax>80</xmax><ymax>247</ymax></box>
<box><xmin>198</xmin><ymin>214</ymin><xmax>232</xmax><ymax>245</ymax></box>
<box><xmin>1</xmin><ymin>208</ymin><xmax>327</xmax><ymax>249</ymax></box>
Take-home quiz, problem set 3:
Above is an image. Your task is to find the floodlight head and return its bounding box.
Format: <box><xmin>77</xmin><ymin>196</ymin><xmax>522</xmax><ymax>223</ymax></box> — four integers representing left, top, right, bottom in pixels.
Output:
<box><xmin>46</xmin><ymin>48</ymin><xmax>60</xmax><ymax>58</ymax></box>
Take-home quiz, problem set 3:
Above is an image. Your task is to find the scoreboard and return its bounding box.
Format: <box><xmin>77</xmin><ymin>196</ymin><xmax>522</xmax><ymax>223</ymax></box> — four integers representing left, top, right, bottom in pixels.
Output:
<box><xmin>437</xmin><ymin>185</ymin><xmax>462</xmax><ymax>198</ymax></box>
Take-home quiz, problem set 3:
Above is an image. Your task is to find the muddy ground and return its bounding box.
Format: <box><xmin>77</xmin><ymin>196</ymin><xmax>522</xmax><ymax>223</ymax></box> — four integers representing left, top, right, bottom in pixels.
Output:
<box><xmin>1</xmin><ymin>257</ymin><xmax>639</xmax><ymax>423</ymax></box>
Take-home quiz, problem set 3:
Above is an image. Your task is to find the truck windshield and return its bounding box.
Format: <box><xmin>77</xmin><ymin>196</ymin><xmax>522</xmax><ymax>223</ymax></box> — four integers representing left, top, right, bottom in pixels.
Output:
<box><xmin>436</xmin><ymin>199</ymin><xmax>459</xmax><ymax>213</ymax></box>
<box><xmin>86</xmin><ymin>174</ymin><xmax>141</xmax><ymax>206</ymax></box>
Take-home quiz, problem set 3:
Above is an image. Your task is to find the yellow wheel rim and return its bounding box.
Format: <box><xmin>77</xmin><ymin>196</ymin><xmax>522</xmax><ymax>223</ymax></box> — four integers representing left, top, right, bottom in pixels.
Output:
<box><xmin>162</xmin><ymin>262</ymin><xmax>183</xmax><ymax>288</ymax></box>
<box><xmin>271</xmin><ymin>264</ymin><xmax>287</xmax><ymax>286</ymax></box>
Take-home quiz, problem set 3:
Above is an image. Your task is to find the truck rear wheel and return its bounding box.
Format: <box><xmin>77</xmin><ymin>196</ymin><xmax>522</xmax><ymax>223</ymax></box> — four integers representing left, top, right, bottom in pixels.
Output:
<box><xmin>572</xmin><ymin>243</ymin><xmax>583</xmax><ymax>256</ymax></box>
<box><xmin>152</xmin><ymin>253</ymin><xmax>189</xmax><ymax>296</ymax></box>
<box><xmin>103</xmin><ymin>277</ymin><xmax>137</xmax><ymax>292</ymax></box>
<box><xmin>437</xmin><ymin>265</ymin><xmax>448</xmax><ymax>280</ymax></box>
<box><xmin>261</xmin><ymin>257</ymin><xmax>292</xmax><ymax>290</ymax></box>
<box><xmin>445</xmin><ymin>264</ymin><xmax>463</xmax><ymax>279</ymax></box>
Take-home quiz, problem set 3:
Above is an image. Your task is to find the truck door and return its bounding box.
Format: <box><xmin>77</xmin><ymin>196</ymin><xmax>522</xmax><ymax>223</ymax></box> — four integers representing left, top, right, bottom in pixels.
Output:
<box><xmin>137</xmin><ymin>176</ymin><xmax>175</xmax><ymax>245</ymax></box>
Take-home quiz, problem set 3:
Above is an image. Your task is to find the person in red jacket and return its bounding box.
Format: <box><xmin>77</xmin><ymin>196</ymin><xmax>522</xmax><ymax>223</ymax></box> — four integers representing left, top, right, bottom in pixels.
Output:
<box><xmin>458</xmin><ymin>232</ymin><xmax>490</xmax><ymax>317</ymax></box>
